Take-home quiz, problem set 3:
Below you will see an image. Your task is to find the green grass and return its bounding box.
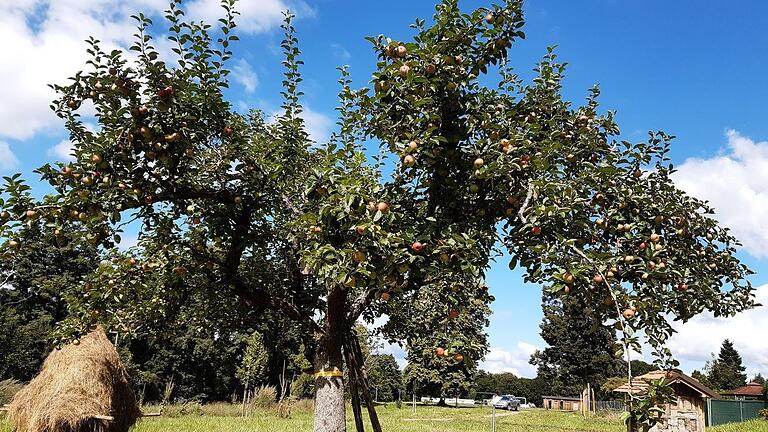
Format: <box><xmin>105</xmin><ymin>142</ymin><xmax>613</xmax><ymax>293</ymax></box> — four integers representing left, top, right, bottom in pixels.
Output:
<box><xmin>2</xmin><ymin>404</ymin><xmax>766</xmax><ymax>431</ymax></box>
<box><xmin>709</xmin><ymin>419</ymin><xmax>768</xmax><ymax>432</ymax></box>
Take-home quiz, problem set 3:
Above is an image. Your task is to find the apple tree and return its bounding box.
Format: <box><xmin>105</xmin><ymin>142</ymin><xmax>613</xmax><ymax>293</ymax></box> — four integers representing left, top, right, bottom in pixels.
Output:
<box><xmin>354</xmin><ymin>0</ymin><xmax>754</xmax><ymax>429</ymax></box>
<box><xmin>0</xmin><ymin>1</ymin><xmax>756</xmax><ymax>432</ymax></box>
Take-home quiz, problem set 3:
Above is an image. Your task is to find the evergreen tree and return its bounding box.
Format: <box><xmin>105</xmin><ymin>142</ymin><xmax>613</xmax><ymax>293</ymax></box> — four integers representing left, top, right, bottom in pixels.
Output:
<box><xmin>752</xmin><ymin>373</ymin><xmax>765</xmax><ymax>385</ymax></box>
<box><xmin>530</xmin><ymin>294</ymin><xmax>623</xmax><ymax>398</ymax></box>
<box><xmin>708</xmin><ymin>340</ymin><xmax>747</xmax><ymax>391</ymax></box>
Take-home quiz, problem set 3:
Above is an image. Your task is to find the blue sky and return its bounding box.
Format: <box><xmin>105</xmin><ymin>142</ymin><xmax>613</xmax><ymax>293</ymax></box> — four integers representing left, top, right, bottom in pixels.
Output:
<box><xmin>1</xmin><ymin>0</ymin><xmax>767</xmax><ymax>379</ymax></box>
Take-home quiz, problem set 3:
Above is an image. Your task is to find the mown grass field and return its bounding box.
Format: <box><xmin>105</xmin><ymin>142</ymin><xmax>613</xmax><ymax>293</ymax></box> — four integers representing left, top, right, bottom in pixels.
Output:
<box><xmin>1</xmin><ymin>404</ymin><xmax>766</xmax><ymax>431</ymax></box>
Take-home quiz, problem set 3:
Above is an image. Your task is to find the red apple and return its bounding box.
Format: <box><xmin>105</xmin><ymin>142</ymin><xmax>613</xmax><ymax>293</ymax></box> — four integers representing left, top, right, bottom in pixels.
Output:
<box><xmin>381</xmin><ymin>292</ymin><xmax>391</xmax><ymax>301</ymax></box>
<box><xmin>449</xmin><ymin>309</ymin><xmax>459</xmax><ymax>320</ymax></box>
<box><xmin>531</xmin><ymin>226</ymin><xmax>542</xmax><ymax>235</ymax></box>
<box><xmin>411</xmin><ymin>241</ymin><xmax>424</xmax><ymax>253</ymax></box>
<box><xmin>435</xmin><ymin>347</ymin><xmax>445</xmax><ymax>357</ymax></box>
<box><xmin>158</xmin><ymin>85</ymin><xmax>174</xmax><ymax>98</ymax></box>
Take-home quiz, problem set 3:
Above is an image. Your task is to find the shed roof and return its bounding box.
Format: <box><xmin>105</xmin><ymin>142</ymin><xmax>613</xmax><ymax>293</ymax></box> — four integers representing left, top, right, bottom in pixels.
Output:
<box><xmin>613</xmin><ymin>371</ymin><xmax>719</xmax><ymax>399</ymax></box>
<box><xmin>541</xmin><ymin>396</ymin><xmax>581</xmax><ymax>401</ymax></box>
<box><xmin>721</xmin><ymin>382</ymin><xmax>765</xmax><ymax>397</ymax></box>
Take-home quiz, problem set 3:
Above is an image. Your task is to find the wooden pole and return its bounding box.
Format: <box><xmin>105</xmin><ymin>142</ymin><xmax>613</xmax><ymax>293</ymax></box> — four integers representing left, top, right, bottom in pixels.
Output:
<box><xmin>343</xmin><ymin>337</ymin><xmax>365</xmax><ymax>432</ymax></box>
<box><xmin>349</xmin><ymin>332</ymin><xmax>383</xmax><ymax>432</ymax></box>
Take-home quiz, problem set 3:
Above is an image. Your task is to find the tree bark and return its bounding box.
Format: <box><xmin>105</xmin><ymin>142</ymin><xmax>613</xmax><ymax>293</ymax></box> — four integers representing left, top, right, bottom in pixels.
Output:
<box><xmin>313</xmin><ymin>287</ymin><xmax>347</xmax><ymax>432</ymax></box>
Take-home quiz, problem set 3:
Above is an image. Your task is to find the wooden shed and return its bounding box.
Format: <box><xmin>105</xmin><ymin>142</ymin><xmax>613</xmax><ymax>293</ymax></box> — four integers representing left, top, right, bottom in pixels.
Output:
<box><xmin>720</xmin><ymin>382</ymin><xmax>766</xmax><ymax>401</ymax></box>
<box><xmin>542</xmin><ymin>396</ymin><xmax>582</xmax><ymax>412</ymax></box>
<box><xmin>614</xmin><ymin>371</ymin><xmax>719</xmax><ymax>432</ymax></box>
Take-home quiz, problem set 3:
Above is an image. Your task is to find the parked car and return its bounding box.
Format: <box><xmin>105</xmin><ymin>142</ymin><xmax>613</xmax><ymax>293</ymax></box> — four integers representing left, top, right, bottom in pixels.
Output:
<box><xmin>492</xmin><ymin>395</ymin><xmax>521</xmax><ymax>411</ymax></box>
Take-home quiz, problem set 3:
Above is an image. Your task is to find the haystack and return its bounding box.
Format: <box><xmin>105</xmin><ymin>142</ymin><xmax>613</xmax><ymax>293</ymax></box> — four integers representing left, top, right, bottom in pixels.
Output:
<box><xmin>8</xmin><ymin>327</ymin><xmax>141</xmax><ymax>432</ymax></box>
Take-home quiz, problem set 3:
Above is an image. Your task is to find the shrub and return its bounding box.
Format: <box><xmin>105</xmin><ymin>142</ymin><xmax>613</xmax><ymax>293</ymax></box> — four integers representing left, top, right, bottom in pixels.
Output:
<box><xmin>759</xmin><ymin>408</ymin><xmax>768</xmax><ymax>419</ymax></box>
<box><xmin>249</xmin><ymin>385</ymin><xmax>276</xmax><ymax>409</ymax></box>
<box><xmin>290</xmin><ymin>374</ymin><xmax>314</xmax><ymax>399</ymax></box>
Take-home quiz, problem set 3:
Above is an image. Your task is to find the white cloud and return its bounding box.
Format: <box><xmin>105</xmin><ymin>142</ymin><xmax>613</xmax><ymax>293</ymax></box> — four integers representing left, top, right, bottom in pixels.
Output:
<box><xmin>269</xmin><ymin>106</ymin><xmax>334</xmax><ymax>144</ymax></box>
<box><xmin>0</xmin><ymin>0</ymin><xmax>301</xmax><ymax>142</ymax></box>
<box><xmin>480</xmin><ymin>342</ymin><xmax>540</xmax><ymax>377</ymax></box>
<box><xmin>330</xmin><ymin>43</ymin><xmax>351</xmax><ymax>61</ymax></box>
<box><xmin>232</xmin><ymin>59</ymin><xmax>259</xmax><ymax>93</ymax></box>
<box><xmin>0</xmin><ymin>0</ymin><xmax>170</xmax><ymax>140</ymax></box>
<box><xmin>301</xmin><ymin>107</ymin><xmax>334</xmax><ymax>144</ymax></box>
<box><xmin>673</xmin><ymin>130</ymin><xmax>768</xmax><ymax>258</ymax></box>
<box><xmin>668</xmin><ymin>284</ymin><xmax>768</xmax><ymax>377</ymax></box>
<box><xmin>48</xmin><ymin>139</ymin><xmax>76</xmax><ymax>161</ymax></box>
<box><xmin>185</xmin><ymin>0</ymin><xmax>314</xmax><ymax>34</ymax></box>
<box><xmin>0</xmin><ymin>141</ymin><xmax>20</xmax><ymax>170</ymax></box>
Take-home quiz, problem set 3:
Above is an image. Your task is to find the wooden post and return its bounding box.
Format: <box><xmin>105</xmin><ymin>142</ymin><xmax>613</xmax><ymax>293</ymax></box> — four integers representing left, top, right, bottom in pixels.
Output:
<box><xmin>343</xmin><ymin>337</ymin><xmax>365</xmax><ymax>432</ymax></box>
<box><xmin>349</xmin><ymin>333</ymin><xmax>383</xmax><ymax>432</ymax></box>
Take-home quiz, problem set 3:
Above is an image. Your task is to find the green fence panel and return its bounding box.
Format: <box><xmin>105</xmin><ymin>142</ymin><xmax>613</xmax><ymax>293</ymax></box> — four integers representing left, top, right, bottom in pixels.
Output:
<box><xmin>707</xmin><ymin>399</ymin><xmax>766</xmax><ymax>426</ymax></box>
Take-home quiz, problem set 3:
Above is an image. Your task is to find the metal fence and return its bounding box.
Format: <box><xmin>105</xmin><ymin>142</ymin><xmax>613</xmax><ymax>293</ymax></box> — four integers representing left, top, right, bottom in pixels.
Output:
<box><xmin>706</xmin><ymin>399</ymin><xmax>767</xmax><ymax>426</ymax></box>
<box><xmin>595</xmin><ymin>400</ymin><xmax>628</xmax><ymax>412</ymax></box>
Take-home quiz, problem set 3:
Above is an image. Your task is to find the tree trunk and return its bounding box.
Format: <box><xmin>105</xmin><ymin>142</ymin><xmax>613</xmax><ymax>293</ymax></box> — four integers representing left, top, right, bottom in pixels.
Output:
<box><xmin>627</xmin><ymin>417</ymin><xmax>639</xmax><ymax>432</ymax></box>
<box><xmin>313</xmin><ymin>287</ymin><xmax>346</xmax><ymax>432</ymax></box>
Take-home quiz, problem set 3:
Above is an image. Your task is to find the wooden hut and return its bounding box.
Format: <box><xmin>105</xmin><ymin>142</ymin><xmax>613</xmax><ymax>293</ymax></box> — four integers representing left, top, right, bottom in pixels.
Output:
<box><xmin>720</xmin><ymin>382</ymin><xmax>765</xmax><ymax>401</ymax></box>
<box><xmin>542</xmin><ymin>396</ymin><xmax>582</xmax><ymax>412</ymax></box>
<box><xmin>614</xmin><ymin>371</ymin><xmax>719</xmax><ymax>432</ymax></box>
